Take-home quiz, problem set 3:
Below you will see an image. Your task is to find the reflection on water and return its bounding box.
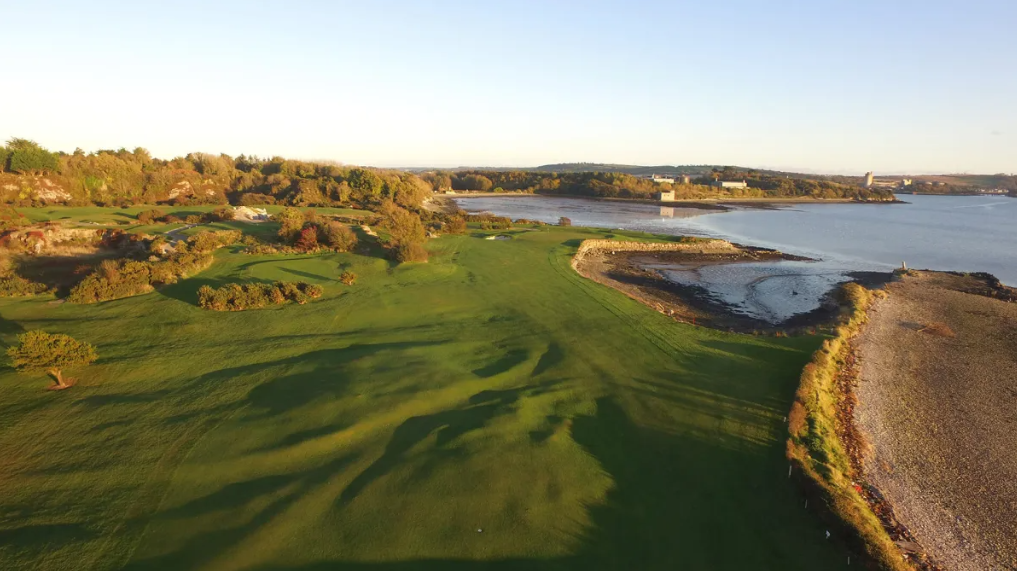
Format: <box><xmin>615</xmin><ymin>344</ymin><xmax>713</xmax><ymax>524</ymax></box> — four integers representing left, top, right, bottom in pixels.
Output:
<box><xmin>455</xmin><ymin>194</ymin><xmax>1017</xmax><ymax>286</ymax></box>
<box><xmin>655</xmin><ymin>260</ymin><xmax>852</xmax><ymax>323</ymax></box>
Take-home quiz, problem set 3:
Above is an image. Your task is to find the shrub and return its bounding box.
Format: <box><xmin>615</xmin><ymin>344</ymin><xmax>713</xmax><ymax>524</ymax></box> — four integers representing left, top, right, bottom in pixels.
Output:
<box><xmin>0</xmin><ymin>275</ymin><xmax>49</xmax><ymax>296</ymax></box>
<box><xmin>339</xmin><ymin>270</ymin><xmax>357</xmax><ymax>285</ymax></box>
<box><xmin>207</xmin><ymin>207</ymin><xmax>235</xmax><ymax>222</ymax></box>
<box><xmin>320</xmin><ymin>221</ymin><xmax>358</xmax><ymax>251</ymax></box>
<box><xmin>187</xmin><ymin>230</ymin><xmax>241</xmax><ymax>253</ymax></box>
<box><xmin>198</xmin><ymin>281</ymin><xmax>323</xmax><ymax>311</ymax></box>
<box><xmin>295</xmin><ymin>226</ymin><xmax>319</xmax><ymax>251</ymax></box>
<box><xmin>558</xmin><ymin>217</ymin><xmax>572</xmax><ymax>227</ymax></box>
<box><xmin>136</xmin><ymin>209</ymin><xmax>165</xmax><ymax>224</ymax></box>
<box><xmin>68</xmin><ymin>259</ymin><xmax>153</xmax><ymax>303</ymax></box>
<box><xmin>184</xmin><ymin>214</ymin><xmax>202</xmax><ymax>224</ymax></box>
<box><xmin>394</xmin><ymin>242</ymin><xmax>428</xmax><ymax>263</ymax></box>
<box><xmin>444</xmin><ymin>216</ymin><xmax>467</xmax><ymax>234</ymax></box>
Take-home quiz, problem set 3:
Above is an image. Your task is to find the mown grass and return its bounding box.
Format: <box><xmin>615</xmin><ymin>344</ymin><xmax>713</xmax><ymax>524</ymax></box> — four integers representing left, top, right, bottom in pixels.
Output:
<box><xmin>786</xmin><ymin>283</ymin><xmax>909</xmax><ymax>571</ymax></box>
<box><xmin>1</xmin><ymin>224</ymin><xmax>853</xmax><ymax>570</ymax></box>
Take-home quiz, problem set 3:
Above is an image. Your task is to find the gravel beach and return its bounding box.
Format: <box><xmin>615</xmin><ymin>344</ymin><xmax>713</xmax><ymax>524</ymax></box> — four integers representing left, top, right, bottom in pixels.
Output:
<box><xmin>855</xmin><ymin>272</ymin><xmax>1017</xmax><ymax>571</ymax></box>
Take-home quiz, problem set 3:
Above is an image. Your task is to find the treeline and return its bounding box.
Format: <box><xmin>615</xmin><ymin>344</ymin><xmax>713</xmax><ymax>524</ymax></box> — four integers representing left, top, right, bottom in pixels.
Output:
<box><xmin>0</xmin><ymin>139</ymin><xmax>433</xmax><ymax>209</ymax></box>
<box><xmin>429</xmin><ymin>168</ymin><xmax>894</xmax><ymax>200</ymax></box>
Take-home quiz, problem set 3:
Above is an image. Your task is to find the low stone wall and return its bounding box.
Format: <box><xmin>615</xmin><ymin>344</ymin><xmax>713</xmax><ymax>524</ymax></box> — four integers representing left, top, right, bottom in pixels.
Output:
<box><xmin>571</xmin><ymin>238</ymin><xmax>739</xmax><ymax>270</ymax></box>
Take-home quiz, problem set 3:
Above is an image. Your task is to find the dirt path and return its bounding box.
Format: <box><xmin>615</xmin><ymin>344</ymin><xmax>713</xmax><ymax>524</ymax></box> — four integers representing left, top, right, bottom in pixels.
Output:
<box><xmin>855</xmin><ymin>272</ymin><xmax>1017</xmax><ymax>571</ymax></box>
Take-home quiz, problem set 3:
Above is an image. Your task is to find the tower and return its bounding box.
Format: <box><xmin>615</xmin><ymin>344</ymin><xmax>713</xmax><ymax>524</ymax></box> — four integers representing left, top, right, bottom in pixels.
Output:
<box><xmin>864</xmin><ymin>172</ymin><xmax>874</xmax><ymax>188</ymax></box>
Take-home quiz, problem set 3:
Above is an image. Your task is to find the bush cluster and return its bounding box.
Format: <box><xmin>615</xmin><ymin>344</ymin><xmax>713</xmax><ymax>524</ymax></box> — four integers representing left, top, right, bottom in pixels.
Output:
<box><xmin>197</xmin><ymin>281</ymin><xmax>323</xmax><ymax>311</ymax></box>
<box><xmin>0</xmin><ymin>275</ymin><xmax>49</xmax><ymax>296</ymax></box>
<box><xmin>274</xmin><ymin>208</ymin><xmax>359</xmax><ymax>253</ymax></box>
<box><xmin>465</xmin><ymin>213</ymin><xmax>512</xmax><ymax>229</ymax></box>
<box><xmin>339</xmin><ymin>270</ymin><xmax>357</xmax><ymax>285</ymax></box>
<box><xmin>67</xmin><ymin>231</ymin><xmax>237</xmax><ymax>303</ymax></box>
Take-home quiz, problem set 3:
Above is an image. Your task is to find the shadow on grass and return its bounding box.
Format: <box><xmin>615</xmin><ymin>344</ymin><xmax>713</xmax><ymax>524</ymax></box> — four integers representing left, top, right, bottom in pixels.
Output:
<box><xmin>122</xmin><ymin>390</ymin><xmax>851</xmax><ymax>571</ymax></box>
<box><xmin>280</xmin><ymin>266</ymin><xmax>333</xmax><ymax>282</ymax></box>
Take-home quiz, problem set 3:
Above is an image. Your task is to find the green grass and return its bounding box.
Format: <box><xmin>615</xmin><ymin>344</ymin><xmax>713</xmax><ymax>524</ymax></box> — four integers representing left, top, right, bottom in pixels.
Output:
<box><xmin>0</xmin><ymin>226</ymin><xmax>853</xmax><ymax>570</ymax></box>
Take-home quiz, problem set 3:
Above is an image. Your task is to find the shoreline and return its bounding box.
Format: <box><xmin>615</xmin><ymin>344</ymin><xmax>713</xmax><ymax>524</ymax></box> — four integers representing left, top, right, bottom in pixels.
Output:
<box><xmin>443</xmin><ymin>192</ymin><xmax>905</xmax><ymax>209</ymax></box>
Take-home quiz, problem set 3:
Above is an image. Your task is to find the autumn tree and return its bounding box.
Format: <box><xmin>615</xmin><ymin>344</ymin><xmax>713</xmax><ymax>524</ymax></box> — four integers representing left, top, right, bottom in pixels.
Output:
<box><xmin>380</xmin><ymin>201</ymin><xmax>428</xmax><ymax>262</ymax></box>
<box><xmin>461</xmin><ymin>174</ymin><xmax>493</xmax><ymax>191</ymax></box>
<box><xmin>320</xmin><ymin>221</ymin><xmax>358</xmax><ymax>251</ymax></box>
<box><xmin>295</xmin><ymin>226</ymin><xmax>319</xmax><ymax>251</ymax></box>
<box><xmin>7</xmin><ymin>331</ymin><xmax>98</xmax><ymax>390</ymax></box>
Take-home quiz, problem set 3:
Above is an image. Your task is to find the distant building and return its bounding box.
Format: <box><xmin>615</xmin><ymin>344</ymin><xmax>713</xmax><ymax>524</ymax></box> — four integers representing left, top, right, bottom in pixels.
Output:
<box><xmin>680</xmin><ymin>174</ymin><xmax>692</xmax><ymax>185</ymax></box>
<box><xmin>657</xmin><ymin>190</ymin><xmax>676</xmax><ymax>202</ymax></box>
<box><xmin>712</xmin><ymin>180</ymin><xmax>748</xmax><ymax>189</ymax></box>
<box><xmin>649</xmin><ymin>175</ymin><xmax>675</xmax><ymax>184</ymax></box>
<box><xmin>901</xmin><ymin>178</ymin><xmax>913</xmax><ymax>187</ymax></box>
<box><xmin>864</xmin><ymin>172</ymin><xmax>874</xmax><ymax>187</ymax></box>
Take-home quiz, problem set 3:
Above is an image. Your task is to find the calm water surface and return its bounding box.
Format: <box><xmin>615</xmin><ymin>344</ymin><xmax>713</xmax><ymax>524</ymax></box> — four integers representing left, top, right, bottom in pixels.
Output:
<box><xmin>456</xmin><ymin>194</ymin><xmax>1017</xmax><ymax>320</ymax></box>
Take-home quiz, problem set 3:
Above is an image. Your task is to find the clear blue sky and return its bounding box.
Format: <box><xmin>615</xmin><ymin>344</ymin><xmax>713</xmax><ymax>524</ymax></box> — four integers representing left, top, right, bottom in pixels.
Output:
<box><xmin>2</xmin><ymin>1</ymin><xmax>1014</xmax><ymax>174</ymax></box>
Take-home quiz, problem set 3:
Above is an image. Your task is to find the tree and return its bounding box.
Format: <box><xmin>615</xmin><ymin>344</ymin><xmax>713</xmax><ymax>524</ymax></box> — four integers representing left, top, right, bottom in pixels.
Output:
<box><xmin>275</xmin><ymin>207</ymin><xmax>304</xmax><ymax>242</ymax></box>
<box><xmin>558</xmin><ymin>217</ymin><xmax>572</xmax><ymax>226</ymax></box>
<box><xmin>462</xmin><ymin>174</ymin><xmax>493</xmax><ymax>191</ymax></box>
<box><xmin>6</xmin><ymin>138</ymin><xmax>59</xmax><ymax>175</ymax></box>
<box><xmin>0</xmin><ymin>145</ymin><xmax>9</xmax><ymax>173</ymax></box>
<box><xmin>321</xmin><ymin>221</ymin><xmax>358</xmax><ymax>251</ymax></box>
<box><xmin>380</xmin><ymin>201</ymin><xmax>428</xmax><ymax>262</ymax></box>
<box><xmin>7</xmin><ymin>331</ymin><xmax>98</xmax><ymax>389</ymax></box>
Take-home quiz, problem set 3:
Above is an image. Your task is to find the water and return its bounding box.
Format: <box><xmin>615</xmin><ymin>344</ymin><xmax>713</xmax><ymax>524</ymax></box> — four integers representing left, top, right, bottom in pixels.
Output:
<box><xmin>456</xmin><ymin>194</ymin><xmax>1017</xmax><ymax>321</ymax></box>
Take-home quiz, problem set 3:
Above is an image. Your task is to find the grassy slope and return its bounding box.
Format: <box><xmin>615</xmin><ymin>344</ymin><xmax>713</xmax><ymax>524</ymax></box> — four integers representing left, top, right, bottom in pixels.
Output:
<box><xmin>0</xmin><ymin>226</ymin><xmax>851</xmax><ymax>570</ymax></box>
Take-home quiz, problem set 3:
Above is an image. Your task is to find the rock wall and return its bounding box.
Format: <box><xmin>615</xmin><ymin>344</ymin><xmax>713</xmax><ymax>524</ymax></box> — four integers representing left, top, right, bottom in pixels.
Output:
<box><xmin>570</xmin><ymin>238</ymin><xmax>739</xmax><ymax>269</ymax></box>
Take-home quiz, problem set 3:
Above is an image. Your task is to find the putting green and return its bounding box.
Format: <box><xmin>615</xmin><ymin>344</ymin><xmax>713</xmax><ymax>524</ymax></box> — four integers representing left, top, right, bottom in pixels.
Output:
<box><xmin>0</xmin><ymin>226</ymin><xmax>851</xmax><ymax>570</ymax></box>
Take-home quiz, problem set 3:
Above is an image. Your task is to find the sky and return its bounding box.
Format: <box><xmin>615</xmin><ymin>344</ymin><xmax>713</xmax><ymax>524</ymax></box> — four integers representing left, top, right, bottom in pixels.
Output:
<box><xmin>1</xmin><ymin>0</ymin><xmax>1015</xmax><ymax>174</ymax></box>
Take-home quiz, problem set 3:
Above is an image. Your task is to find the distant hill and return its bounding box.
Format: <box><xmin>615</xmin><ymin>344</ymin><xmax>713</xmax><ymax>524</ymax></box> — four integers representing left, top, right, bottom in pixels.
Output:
<box><xmin>530</xmin><ymin>163</ymin><xmax>722</xmax><ymax>176</ymax></box>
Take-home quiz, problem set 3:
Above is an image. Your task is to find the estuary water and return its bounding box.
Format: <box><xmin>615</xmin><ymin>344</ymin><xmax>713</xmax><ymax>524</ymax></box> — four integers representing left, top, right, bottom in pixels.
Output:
<box><xmin>455</xmin><ymin>194</ymin><xmax>1017</xmax><ymax>321</ymax></box>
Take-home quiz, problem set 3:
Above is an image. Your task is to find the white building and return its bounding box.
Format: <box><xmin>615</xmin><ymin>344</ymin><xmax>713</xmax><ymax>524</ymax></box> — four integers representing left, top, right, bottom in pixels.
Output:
<box><xmin>713</xmin><ymin>180</ymin><xmax>748</xmax><ymax>189</ymax></box>
<box><xmin>657</xmin><ymin>190</ymin><xmax>676</xmax><ymax>202</ymax></box>
<box><xmin>649</xmin><ymin>175</ymin><xmax>675</xmax><ymax>184</ymax></box>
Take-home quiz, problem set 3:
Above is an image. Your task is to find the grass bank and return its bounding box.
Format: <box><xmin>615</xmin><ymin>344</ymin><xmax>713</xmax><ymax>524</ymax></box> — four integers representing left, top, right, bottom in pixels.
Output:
<box><xmin>786</xmin><ymin>283</ymin><xmax>910</xmax><ymax>570</ymax></box>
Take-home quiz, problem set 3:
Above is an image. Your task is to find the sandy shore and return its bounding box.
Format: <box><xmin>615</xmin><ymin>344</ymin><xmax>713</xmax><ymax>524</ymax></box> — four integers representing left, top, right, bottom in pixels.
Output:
<box><xmin>855</xmin><ymin>272</ymin><xmax>1017</xmax><ymax>570</ymax></box>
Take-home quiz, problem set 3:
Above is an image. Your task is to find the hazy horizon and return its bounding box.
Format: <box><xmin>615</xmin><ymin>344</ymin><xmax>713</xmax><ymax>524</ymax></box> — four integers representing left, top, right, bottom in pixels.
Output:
<box><xmin>2</xmin><ymin>0</ymin><xmax>1014</xmax><ymax>174</ymax></box>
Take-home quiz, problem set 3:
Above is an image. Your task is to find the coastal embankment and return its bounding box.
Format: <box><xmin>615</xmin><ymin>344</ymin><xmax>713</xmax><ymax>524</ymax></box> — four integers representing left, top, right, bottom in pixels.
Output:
<box><xmin>855</xmin><ymin>272</ymin><xmax>1017</xmax><ymax>571</ymax></box>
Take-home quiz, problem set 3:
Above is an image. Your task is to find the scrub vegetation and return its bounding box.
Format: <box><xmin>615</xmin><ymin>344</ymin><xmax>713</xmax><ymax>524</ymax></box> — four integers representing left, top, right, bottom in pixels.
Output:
<box><xmin>785</xmin><ymin>283</ymin><xmax>909</xmax><ymax>571</ymax></box>
<box><xmin>0</xmin><ymin>214</ymin><xmax>857</xmax><ymax>570</ymax></box>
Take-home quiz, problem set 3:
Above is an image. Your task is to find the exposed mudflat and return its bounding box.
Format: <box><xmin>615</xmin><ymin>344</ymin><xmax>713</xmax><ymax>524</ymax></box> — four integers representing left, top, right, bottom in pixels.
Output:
<box><xmin>855</xmin><ymin>272</ymin><xmax>1017</xmax><ymax>571</ymax></box>
<box><xmin>574</xmin><ymin>243</ymin><xmax>891</xmax><ymax>332</ymax></box>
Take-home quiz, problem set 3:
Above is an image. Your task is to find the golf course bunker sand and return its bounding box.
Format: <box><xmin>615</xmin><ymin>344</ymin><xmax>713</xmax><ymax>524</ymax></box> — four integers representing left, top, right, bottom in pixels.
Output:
<box><xmin>573</xmin><ymin>238</ymin><xmax>888</xmax><ymax>331</ymax></box>
<box><xmin>854</xmin><ymin>272</ymin><xmax>1017</xmax><ymax>571</ymax></box>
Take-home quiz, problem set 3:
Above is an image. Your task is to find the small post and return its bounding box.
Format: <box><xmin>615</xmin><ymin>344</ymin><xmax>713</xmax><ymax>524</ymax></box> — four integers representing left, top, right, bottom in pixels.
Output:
<box><xmin>788</xmin><ymin>465</ymin><xmax>792</xmax><ymax>478</ymax></box>
<box><xmin>805</xmin><ymin>499</ymin><xmax>808</xmax><ymax>509</ymax></box>
<box><xmin>901</xmin><ymin>261</ymin><xmax>907</xmax><ymax>271</ymax></box>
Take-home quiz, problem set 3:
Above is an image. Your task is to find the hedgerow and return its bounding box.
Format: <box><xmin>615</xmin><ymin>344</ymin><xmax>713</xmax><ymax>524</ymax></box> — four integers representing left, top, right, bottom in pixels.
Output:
<box><xmin>197</xmin><ymin>281</ymin><xmax>323</xmax><ymax>311</ymax></box>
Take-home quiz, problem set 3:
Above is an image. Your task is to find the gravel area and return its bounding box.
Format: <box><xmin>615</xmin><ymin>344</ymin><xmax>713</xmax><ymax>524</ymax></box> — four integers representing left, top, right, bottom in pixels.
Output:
<box><xmin>855</xmin><ymin>272</ymin><xmax>1017</xmax><ymax>571</ymax></box>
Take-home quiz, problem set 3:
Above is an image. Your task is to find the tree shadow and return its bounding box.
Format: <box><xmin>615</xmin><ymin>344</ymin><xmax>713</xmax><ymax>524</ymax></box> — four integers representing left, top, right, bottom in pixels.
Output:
<box><xmin>338</xmin><ymin>387</ymin><xmax>524</xmax><ymax>504</ymax></box>
<box><xmin>280</xmin><ymin>267</ymin><xmax>332</xmax><ymax>282</ymax></box>
<box><xmin>471</xmin><ymin>348</ymin><xmax>530</xmax><ymax>378</ymax></box>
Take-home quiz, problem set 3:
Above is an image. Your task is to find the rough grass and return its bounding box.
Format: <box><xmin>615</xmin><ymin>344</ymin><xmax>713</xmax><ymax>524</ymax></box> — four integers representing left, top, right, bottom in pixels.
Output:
<box><xmin>786</xmin><ymin>283</ymin><xmax>911</xmax><ymax>571</ymax></box>
<box><xmin>1</xmin><ymin>225</ymin><xmax>853</xmax><ymax>570</ymax></box>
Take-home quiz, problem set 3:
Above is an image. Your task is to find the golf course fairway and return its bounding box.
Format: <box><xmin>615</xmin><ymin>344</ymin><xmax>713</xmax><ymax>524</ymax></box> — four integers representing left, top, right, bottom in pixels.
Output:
<box><xmin>0</xmin><ymin>226</ymin><xmax>851</xmax><ymax>570</ymax></box>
